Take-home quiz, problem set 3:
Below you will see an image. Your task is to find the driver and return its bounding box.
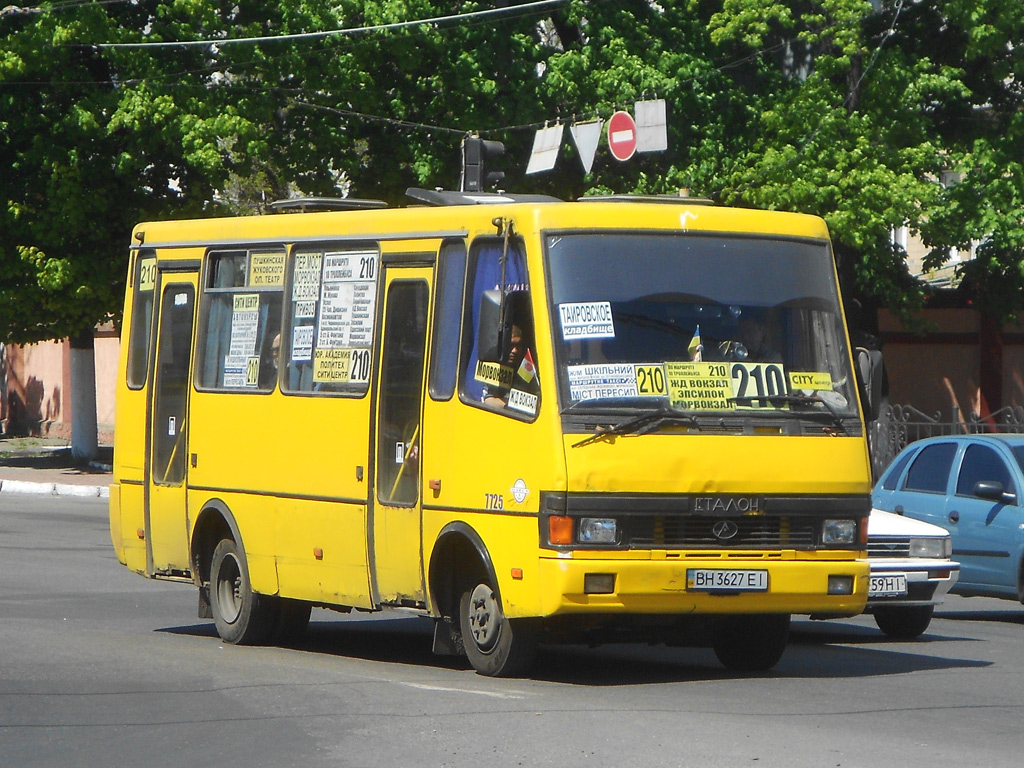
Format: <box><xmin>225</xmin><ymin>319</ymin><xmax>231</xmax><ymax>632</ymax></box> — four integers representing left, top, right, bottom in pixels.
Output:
<box><xmin>484</xmin><ymin>322</ymin><xmax>539</xmax><ymax>407</ymax></box>
<box><xmin>722</xmin><ymin>310</ymin><xmax>781</xmax><ymax>362</ymax></box>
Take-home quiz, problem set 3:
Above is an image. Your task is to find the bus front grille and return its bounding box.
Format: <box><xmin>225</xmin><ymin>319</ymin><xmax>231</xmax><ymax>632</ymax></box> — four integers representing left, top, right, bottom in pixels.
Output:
<box><xmin>623</xmin><ymin>515</ymin><xmax>819</xmax><ymax>549</ymax></box>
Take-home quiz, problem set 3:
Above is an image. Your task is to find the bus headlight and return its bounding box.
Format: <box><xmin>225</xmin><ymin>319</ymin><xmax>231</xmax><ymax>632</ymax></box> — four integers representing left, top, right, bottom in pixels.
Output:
<box><xmin>579</xmin><ymin>517</ymin><xmax>617</xmax><ymax>544</ymax></box>
<box><xmin>822</xmin><ymin>519</ymin><xmax>856</xmax><ymax>545</ymax></box>
<box><xmin>910</xmin><ymin>536</ymin><xmax>951</xmax><ymax>559</ymax></box>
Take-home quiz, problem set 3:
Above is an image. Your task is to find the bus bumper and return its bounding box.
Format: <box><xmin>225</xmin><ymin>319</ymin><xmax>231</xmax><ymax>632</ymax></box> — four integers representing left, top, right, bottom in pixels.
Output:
<box><xmin>532</xmin><ymin>554</ymin><xmax>868</xmax><ymax>617</ymax></box>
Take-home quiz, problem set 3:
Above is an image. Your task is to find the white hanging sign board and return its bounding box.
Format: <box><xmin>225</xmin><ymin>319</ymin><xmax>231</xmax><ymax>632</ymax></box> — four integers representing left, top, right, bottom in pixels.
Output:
<box><xmin>569</xmin><ymin>119</ymin><xmax>603</xmax><ymax>174</ymax></box>
<box><xmin>526</xmin><ymin>123</ymin><xmax>564</xmax><ymax>174</ymax></box>
<box><xmin>635</xmin><ymin>98</ymin><xmax>668</xmax><ymax>152</ymax></box>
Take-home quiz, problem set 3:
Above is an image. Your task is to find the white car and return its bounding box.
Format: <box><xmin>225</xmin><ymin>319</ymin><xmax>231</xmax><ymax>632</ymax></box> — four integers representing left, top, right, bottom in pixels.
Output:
<box><xmin>863</xmin><ymin>508</ymin><xmax>959</xmax><ymax>638</ymax></box>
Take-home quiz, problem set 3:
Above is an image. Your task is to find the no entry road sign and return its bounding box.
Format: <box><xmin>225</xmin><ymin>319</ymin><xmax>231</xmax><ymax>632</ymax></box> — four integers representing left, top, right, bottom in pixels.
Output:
<box><xmin>607</xmin><ymin>110</ymin><xmax>637</xmax><ymax>161</ymax></box>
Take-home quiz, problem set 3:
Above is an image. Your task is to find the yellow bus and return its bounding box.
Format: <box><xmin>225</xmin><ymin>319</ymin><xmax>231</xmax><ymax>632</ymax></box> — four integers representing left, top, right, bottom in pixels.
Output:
<box><xmin>109</xmin><ymin>189</ymin><xmax>877</xmax><ymax>676</ymax></box>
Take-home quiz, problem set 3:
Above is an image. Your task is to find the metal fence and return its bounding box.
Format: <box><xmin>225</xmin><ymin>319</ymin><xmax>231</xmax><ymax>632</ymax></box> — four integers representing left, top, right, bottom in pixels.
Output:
<box><xmin>869</xmin><ymin>403</ymin><xmax>1024</xmax><ymax>480</ymax></box>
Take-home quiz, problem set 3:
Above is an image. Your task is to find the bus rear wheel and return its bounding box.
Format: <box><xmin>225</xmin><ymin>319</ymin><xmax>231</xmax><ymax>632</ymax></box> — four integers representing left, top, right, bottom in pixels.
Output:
<box><xmin>209</xmin><ymin>538</ymin><xmax>277</xmax><ymax>645</ymax></box>
<box><xmin>712</xmin><ymin>614</ymin><xmax>790</xmax><ymax>672</ymax></box>
<box><xmin>459</xmin><ymin>581</ymin><xmax>538</xmax><ymax>677</ymax></box>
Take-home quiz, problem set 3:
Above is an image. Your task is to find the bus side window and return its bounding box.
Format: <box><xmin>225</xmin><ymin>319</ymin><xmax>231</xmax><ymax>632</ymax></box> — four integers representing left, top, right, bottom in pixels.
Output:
<box><xmin>281</xmin><ymin>245</ymin><xmax>379</xmax><ymax>397</ymax></box>
<box><xmin>195</xmin><ymin>250</ymin><xmax>284</xmax><ymax>392</ymax></box>
<box><xmin>428</xmin><ymin>240</ymin><xmax>467</xmax><ymax>401</ymax></box>
<box><xmin>126</xmin><ymin>250</ymin><xmax>157</xmax><ymax>389</ymax></box>
<box><xmin>459</xmin><ymin>239</ymin><xmax>540</xmax><ymax>419</ymax></box>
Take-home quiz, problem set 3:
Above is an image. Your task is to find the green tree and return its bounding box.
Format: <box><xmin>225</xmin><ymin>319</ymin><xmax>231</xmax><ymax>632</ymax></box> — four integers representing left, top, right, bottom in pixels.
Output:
<box><xmin>910</xmin><ymin>0</ymin><xmax>1024</xmax><ymax>322</ymax></box>
<box><xmin>5</xmin><ymin>0</ymin><xmax>1024</xmax><ymax>455</ymax></box>
<box><xmin>1</xmin><ymin>1</ymin><xmax>282</xmax><ymax>456</ymax></box>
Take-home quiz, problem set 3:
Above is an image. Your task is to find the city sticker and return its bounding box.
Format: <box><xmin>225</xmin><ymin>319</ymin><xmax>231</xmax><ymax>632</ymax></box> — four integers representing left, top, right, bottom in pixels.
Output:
<box><xmin>139</xmin><ymin>257</ymin><xmax>156</xmax><ymax>291</ymax></box>
<box><xmin>558</xmin><ymin>301</ymin><xmax>616</xmax><ymax>340</ymax></box>
<box><xmin>248</xmin><ymin>251</ymin><xmax>286</xmax><ymax>287</ymax></box>
<box><xmin>291</xmin><ymin>325</ymin><xmax>314</xmax><ymax>363</ymax></box>
<box><xmin>292</xmin><ymin>252</ymin><xmax>323</xmax><ymax>302</ymax></box>
<box><xmin>245</xmin><ymin>356</ymin><xmax>260</xmax><ymax>387</ymax></box>
<box><xmin>475</xmin><ymin>360</ymin><xmax>514</xmax><ymax>389</ymax></box>
<box><xmin>507</xmin><ymin>388</ymin><xmax>539</xmax><ymax>416</ymax></box>
<box><xmin>567</xmin><ymin>363</ymin><xmax>639</xmax><ymax>401</ymax></box>
<box><xmin>665</xmin><ymin>361</ymin><xmax>733</xmax><ymax>411</ymax></box>
<box><xmin>313</xmin><ymin>348</ymin><xmax>352</xmax><ymax>382</ymax></box>
<box><xmin>233</xmin><ymin>293</ymin><xmax>260</xmax><ymax>312</ymax></box>
<box><xmin>789</xmin><ymin>371</ymin><xmax>833</xmax><ymax>391</ymax></box>
<box><xmin>634</xmin><ymin>364</ymin><xmax>668</xmax><ymax>397</ymax></box>
<box><xmin>227</xmin><ymin>294</ymin><xmax>259</xmax><ymax>362</ymax></box>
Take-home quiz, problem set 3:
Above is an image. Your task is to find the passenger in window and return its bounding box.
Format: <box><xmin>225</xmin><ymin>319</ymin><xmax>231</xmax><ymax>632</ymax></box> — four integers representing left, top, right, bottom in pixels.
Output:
<box><xmin>484</xmin><ymin>321</ymin><xmax>540</xmax><ymax>408</ymax></box>
<box><xmin>260</xmin><ymin>333</ymin><xmax>281</xmax><ymax>389</ymax></box>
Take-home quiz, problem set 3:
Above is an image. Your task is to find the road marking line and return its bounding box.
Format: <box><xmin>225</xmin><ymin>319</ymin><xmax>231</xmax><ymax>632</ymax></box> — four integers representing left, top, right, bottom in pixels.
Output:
<box><xmin>398</xmin><ymin>682</ymin><xmax>525</xmax><ymax>699</ymax></box>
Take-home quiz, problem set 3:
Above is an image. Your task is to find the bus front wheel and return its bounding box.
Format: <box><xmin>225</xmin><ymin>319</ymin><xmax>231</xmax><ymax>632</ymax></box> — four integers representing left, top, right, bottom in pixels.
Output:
<box><xmin>459</xmin><ymin>581</ymin><xmax>538</xmax><ymax>677</ymax></box>
<box><xmin>872</xmin><ymin>605</ymin><xmax>933</xmax><ymax>639</ymax></box>
<box><xmin>712</xmin><ymin>614</ymin><xmax>790</xmax><ymax>672</ymax></box>
<box><xmin>209</xmin><ymin>538</ymin><xmax>277</xmax><ymax>645</ymax></box>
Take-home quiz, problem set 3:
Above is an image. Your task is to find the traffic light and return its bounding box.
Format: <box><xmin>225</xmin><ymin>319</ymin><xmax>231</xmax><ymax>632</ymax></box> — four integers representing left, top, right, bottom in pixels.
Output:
<box><xmin>462</xmin><ymin>136</ymin><xmax>505</xmax><ymax>192</ymax></box>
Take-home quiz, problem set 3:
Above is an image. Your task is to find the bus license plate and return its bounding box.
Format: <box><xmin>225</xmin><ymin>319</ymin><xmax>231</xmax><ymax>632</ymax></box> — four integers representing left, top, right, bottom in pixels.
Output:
<box><xmin>869</xmin><ymin>574</ymin><xmax>907</xmax><ymax>597</ymax></box>
<box><xmin>687</xmin><ymin>569</ymin><xmax>768</xmax><ymax>592</ymax></box>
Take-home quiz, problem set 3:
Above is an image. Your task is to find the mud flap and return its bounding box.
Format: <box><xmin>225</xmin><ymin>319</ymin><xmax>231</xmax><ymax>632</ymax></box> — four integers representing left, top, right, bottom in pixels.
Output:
<box><xmin>432</xmin><ymin>617</ymin><xmax>465</xmax><ymax>656</ymax></box>
<box><xmin>198</xmin><ymin>584</ymin><xmax>213</xmax><ymax>619</ymax></box>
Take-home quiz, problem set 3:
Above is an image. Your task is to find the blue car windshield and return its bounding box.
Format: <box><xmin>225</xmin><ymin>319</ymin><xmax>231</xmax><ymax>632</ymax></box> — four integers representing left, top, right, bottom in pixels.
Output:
<box><xmin>545</xmin><ymin>231</ymin><xmax>859</xmax><ymax>421</ymax></box>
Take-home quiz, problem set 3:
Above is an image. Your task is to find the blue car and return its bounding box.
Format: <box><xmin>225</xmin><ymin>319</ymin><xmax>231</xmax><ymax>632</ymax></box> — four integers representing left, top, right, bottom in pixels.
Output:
<box><xmin>872</xmin><ymin>434</ymin><xmax>1024</xmax><ymax>603</ymax></box>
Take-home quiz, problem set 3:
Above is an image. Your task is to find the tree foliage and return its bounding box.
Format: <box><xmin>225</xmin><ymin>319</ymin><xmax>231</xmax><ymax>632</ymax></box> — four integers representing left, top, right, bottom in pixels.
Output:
<box><xmin>4</xmin><ymin>0</ymin><xmax>1024</xmax><ymax>346</ymax></box>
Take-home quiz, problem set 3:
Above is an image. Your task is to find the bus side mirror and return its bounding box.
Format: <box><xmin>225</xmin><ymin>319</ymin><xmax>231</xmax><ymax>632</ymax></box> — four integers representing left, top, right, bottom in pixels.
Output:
<box><xmin>477</xmin><ymin>289</ymin><xmax>529</xmax><ymax>363</ymax></box>
<box><xmin>855</xmin><ymin>347</ymin><xmax>884</xmax><ymax>422</ymax></box>
<box><xmin>477</xmin><ymin>289</ymin><xmax>511</xmax><ymax>363</ymax></box>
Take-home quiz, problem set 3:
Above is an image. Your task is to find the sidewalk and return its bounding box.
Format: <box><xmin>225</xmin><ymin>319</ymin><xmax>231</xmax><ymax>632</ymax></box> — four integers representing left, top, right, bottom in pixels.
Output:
<box><xmin>0</xmin><ymin>437</ymin><xmax>112</xmax><ymax>498</ymax></box>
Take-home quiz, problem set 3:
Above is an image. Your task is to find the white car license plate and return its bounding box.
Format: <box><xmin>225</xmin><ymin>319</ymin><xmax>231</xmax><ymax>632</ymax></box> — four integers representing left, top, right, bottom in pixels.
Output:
<box><xmin>687</xmin><ymin>569</ymin><xmax>768</xmax><ymax>592</ymax></box>
<box><xmin>869</xmin><ymin>574</ymin><xmax>908</xmax><ymax>597</ymax></box>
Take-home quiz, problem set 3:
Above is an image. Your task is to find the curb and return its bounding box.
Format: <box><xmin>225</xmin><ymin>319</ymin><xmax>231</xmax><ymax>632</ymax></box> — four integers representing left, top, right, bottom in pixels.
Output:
<box><xmin>0</xmin><ymin>479</ymin><xmax>109</xmax><ymax>498</ymax></box>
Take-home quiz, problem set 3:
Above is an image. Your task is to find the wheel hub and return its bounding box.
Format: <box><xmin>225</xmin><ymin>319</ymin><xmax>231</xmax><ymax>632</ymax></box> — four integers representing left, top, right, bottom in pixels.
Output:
<box><xmin>468</xmin><ymin>584</ymin><xmax>501</xmax><ymax>651</ymax></box>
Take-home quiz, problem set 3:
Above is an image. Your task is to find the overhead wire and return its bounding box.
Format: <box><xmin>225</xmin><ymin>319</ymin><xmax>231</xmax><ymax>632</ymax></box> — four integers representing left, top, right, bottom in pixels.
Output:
<box><xmin>94</xmin><ymin>0</ymin><xmax>572</xmax><ymax>50</ymax></box>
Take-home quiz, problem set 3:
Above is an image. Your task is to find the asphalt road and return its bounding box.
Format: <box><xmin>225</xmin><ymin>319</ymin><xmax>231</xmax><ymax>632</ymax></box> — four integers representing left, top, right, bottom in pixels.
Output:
<box><xmin>2</xmin><ymin>494</ymin><xmax>1023</xmax><ymax>768</ymax></box>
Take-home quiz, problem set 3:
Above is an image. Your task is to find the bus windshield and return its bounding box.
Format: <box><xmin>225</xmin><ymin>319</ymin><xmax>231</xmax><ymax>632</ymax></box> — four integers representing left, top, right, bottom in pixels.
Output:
<box><xmin>546</xmin><ymin>231</ymin><xmax>860</xmax><ymax>424</ymax></box>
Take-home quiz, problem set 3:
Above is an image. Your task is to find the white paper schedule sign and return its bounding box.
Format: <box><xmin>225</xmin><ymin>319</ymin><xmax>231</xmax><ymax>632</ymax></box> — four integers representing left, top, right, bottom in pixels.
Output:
<box><xmin>315</xmin><ymin>251</ymin><xmax>378</xmax><ymax>350</ymax></box>
<box><xmin>224</xmin><ymin>293</ymin><xmax>260</xmax><ymax>387</ymax></box>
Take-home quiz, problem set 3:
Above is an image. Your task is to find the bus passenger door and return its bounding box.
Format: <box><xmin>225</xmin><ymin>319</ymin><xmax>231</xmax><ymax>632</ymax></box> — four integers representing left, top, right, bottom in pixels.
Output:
<box><xmin>145</xmin><ymin>275</ymin><xmax>197</xmax><ymax>575</ymax></box>
<box><xmin>371</xmin><ymin>270</ymin><xmax>431</xmax><ymax>605</ymax></box>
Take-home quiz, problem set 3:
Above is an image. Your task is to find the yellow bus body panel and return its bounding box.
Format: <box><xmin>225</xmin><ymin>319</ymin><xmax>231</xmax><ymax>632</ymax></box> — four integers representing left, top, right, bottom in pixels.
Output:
<box><xmin>562</xmin><ymin>432</ymin><xmax>870</xmax><ymax>497</ymax></box>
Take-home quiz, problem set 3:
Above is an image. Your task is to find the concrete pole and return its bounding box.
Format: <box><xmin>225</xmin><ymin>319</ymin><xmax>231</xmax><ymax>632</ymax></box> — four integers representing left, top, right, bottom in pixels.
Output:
<box><xmin>69</xmin><ymin>330</ymin><xmax>98</xmax><ymax>462</ymax></box>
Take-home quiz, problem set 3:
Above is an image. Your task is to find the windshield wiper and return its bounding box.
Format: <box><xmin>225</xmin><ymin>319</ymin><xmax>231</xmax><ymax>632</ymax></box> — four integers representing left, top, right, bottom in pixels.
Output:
<box><xmin>572</xmin><ymin>405</ymin><xmax>699</xmax><ymax>448</ymax></box>
<box><xmin>726</xmin><ymin>394</ymin><xmax>848</xmax><ymax>434</ymax></box>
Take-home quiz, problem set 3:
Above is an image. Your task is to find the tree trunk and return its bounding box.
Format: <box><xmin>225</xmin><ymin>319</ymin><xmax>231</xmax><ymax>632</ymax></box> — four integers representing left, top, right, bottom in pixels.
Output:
<box><xmin>69</xmin><ymin>328</ymin><xmax>98</xmax><ymax>463</ymax></box>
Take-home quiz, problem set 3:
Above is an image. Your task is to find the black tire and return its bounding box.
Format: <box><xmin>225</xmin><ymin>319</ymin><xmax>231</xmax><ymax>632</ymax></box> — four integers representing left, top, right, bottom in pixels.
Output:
<box><xmin>873</xmin><ymin>605</ymin><xmax>934</xmax><ymax>639</ymax></box>
<box><xmin>209</xmin><ymin>538</ymin><xmax>278</xmax><ymax>645</ymax></box>
<box><xmin>272</xmin><ymin>598</ymin><xmax>312</xmax><ymax>645</ymax></box>
<box><xmin>459</xmin><ymin>580</ymin><xmax>538</xmax><ymax>677</ymax></box>
<box><xmin>712</xmin><ymin>614</ymin><xmax>790</xmax><ymax>672</ymax></box>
